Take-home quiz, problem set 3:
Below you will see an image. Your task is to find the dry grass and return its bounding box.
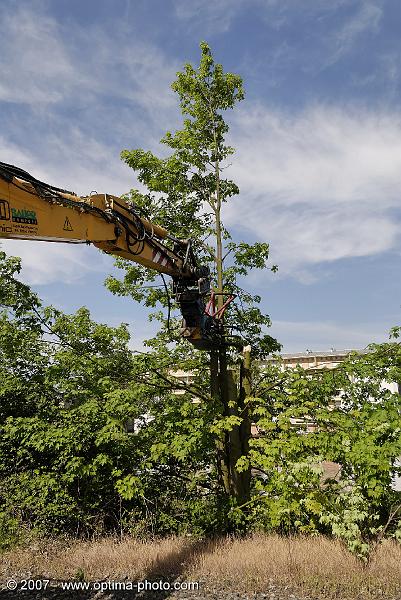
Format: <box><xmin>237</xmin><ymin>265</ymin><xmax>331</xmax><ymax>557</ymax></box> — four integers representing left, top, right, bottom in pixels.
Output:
<box><xmin>189</xmin><ymin>534</ymin><xmax>401</xmax><ymax>599</ymax></box>
<box><xmin>1</xmin><ymin>536</ymin><xmax>199</xmax><ymax>581</ymax></box>
<box><xmin>1</xmin><ymin>534</ymin><xmax>401</xmax><ymax>599</ymax></box>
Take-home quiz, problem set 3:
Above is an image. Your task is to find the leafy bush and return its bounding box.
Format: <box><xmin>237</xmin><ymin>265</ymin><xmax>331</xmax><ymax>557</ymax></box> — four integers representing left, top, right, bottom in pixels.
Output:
<box><xmin>236</xmin><ymin>346</ymin><xmax>401</xmax><ymax>558</ymax></box>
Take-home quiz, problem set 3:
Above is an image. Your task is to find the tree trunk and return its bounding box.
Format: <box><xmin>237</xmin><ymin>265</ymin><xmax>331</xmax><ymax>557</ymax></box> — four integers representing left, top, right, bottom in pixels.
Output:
<box><xmin>211</xmin><ymin>140</ymin><xmax>251</xmax><ymax>507</ymax></box>
<box><xmin>210</xmin><ymin>349</ymin><xmax>230</xmax><ymax>495</ymax></box>
<box><xmin>237</xmin><ymin>345</ymin><xmax>252</xmax><ymax>502</ymax></box>
<box><xmin>227</xmin><ymin>368</ymin><xmax>250</xmax><ymax>505</ymax></box>
<box><xmin>210</xmin><ymin>346</ymin><xmax>252</xmax><ymax>505</ymax></box>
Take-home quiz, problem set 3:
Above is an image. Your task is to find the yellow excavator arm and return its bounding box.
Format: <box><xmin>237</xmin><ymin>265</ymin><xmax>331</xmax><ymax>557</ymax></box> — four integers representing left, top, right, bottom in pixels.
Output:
<box><xmin>0</xmin><ymin>162</ymin><xmax>219</xmax><ymax>350</ymax></box>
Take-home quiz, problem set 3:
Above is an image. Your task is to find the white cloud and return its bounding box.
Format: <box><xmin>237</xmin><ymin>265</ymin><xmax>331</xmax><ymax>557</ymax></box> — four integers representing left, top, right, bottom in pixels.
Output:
<box><xmin>0</xmin><ymin>3</ymin><xmax>182</xmax><ymax>191</ymax></box>
<box><xmin>0</xmin><ymin>132</ymin><xmax>133</xmax><ymax>197</ymax></box>
<box><xmin>0</xmin><ymin>4</ymin><xmax>74</xmax><ymax>105</ymax></box>
<box><xmin>225</xmin><ymin>103</ymin><xmax>401</xmax><ymax>276</ymax></box>
<box><xmin>0</xmin><ymin>239</ymin><xmax>111</xmax><ymax>285</ymax></box>
<box><xmin>0</xmin><ymin>3</ymin><xmax>182</xmax><ymax>166</ymax></box>
<box><xmin>173</xmin><ymin>0</ymin><xmax>382</xmax><ymax>43</ymax></box>
<box><xmin>270</xmin><ymin>319</ymin><xmax>389</xmax><ymax>353</ymax></box>
<box><xmin>173</xmin><ymin>0</ymin><xmax>248</xmax><ymax>34</ymax></box>
<box><xmin>325</xmin><ymin>2</ymin><xmax>383</xmax><ymax>67</ymax></box>
<box><xmin>0</xmin><ymin>3</ymin><xmax>178</xmax><ymax>115</ymax></box>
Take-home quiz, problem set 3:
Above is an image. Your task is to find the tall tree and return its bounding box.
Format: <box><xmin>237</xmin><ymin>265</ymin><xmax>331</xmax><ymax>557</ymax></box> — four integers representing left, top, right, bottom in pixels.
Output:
<box><xmin>107</xmin><ymin>43</ymin><xmax>280</xmax><ymax>508</ymax></box>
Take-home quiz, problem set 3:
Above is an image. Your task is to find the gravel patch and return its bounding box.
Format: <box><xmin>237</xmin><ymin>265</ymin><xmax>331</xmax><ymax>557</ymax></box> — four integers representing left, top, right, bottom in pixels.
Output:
<box><xmin>2</xmin><ymin>581</ymin><xmax>401</xmax><ymax>600</ymax></box>
<box><xmin>0</xmin><ymin>580</ymin><xmax>315</xmax><ymax>600</ymax></box>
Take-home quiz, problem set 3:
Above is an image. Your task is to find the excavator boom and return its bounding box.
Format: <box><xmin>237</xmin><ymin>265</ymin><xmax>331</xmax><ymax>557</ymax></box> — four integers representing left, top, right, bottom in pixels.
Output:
<box><xmin>0</xmin><ymin>162</ymin><xmax>220</xmax><ymax>350</ymax></box>
<box><xmin>0</xmin><ymin>163</ymin><xmax>187</xmax><ymax>276</ymax></box>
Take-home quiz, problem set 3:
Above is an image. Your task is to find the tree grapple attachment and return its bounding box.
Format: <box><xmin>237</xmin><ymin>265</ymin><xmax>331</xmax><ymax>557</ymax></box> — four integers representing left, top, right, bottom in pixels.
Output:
<box><xmin>173</xmin><ymin>267</ymin><xmax>219</xmax><ymax>351</ymax></box>
<box><xmin>173</xmin><ymin>268</ymin><xmax>235</xmax><ymax>351</ymax></box>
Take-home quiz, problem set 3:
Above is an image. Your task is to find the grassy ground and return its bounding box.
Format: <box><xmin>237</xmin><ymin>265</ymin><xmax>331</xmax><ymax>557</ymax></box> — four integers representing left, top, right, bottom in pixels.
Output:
<box><xmin>2</xmin><ymin>534</ymin><xmax>401</xmax><ymax>599</ymax></box>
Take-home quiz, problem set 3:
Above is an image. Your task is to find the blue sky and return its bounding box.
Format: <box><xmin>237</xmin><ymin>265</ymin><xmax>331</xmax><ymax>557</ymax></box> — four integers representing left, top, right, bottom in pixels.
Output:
<box><xmin>1</xmin><ymin>0</ymin><xmax>401</xmax><ymax>352</ymax></box>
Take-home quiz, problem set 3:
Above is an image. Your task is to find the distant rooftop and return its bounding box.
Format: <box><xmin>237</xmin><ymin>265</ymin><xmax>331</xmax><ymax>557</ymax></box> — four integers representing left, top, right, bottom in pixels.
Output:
<box><xmin>264</xmin><ymin>349</ymin><xmax>368</xmax><ymax>361</ymax></box>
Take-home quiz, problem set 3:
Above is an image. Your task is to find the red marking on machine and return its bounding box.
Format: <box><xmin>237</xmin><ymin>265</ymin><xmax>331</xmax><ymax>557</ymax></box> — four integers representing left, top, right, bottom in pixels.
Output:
<box><xmin>152</xmin><ymin>248</ymin><xmax>170</xmax><ymax>267</ymax></box>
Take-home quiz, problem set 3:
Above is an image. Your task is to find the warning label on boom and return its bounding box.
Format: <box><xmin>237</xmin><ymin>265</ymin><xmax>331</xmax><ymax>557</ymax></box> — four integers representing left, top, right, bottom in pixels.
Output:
<box><xmin>63</xmin><ymin>216</ymin><xmax>73</xmax><ymax>231</ymax></box>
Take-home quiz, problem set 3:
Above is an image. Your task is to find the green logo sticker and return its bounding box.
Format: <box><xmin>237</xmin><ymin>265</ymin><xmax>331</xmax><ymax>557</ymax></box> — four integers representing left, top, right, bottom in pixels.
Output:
<box><xmin>11</xmin><ymin>208</ymin><xmax>37</xmax><ymax>225</ymax></box>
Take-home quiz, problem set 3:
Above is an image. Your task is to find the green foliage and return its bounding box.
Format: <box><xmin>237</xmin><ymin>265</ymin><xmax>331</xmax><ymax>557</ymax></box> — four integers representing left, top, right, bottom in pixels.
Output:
<box><xmin>0</xmin><ymin>252</ymin><xmax>143</xmax><ymax>537</ymax></box>
<box><xmin>319</xmin><ymin>486</ymin><xmax>375</xmax><ymax>560</ymax></box>
<box><xmin>238</xmin><ymin>346</ymin><xmax>401</xmax><ymax>558</ymax></box>
<box><xmin>1</xmin><ymin>247</ymin><xmax>401</xmax><ymax>556</ymax></box>
<box><xmin>0</xmin><ymin>251</ymin><xmax>231</xmax><ymax>542</ymax></box>
<box><xmin>0</xmin><ymin>509</ymin><xmax>21</xmax><ymax>550</ymax></box>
